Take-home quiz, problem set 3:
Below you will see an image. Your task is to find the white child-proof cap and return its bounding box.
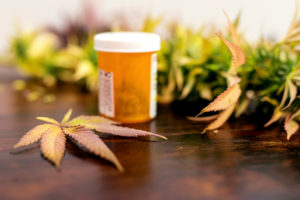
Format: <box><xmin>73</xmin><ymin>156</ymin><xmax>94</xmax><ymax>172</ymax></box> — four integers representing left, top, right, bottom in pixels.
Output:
<box><xmin>94</xmin><ymin>32</ymin><xmax>160</xmax><ymax>53</ymax></box>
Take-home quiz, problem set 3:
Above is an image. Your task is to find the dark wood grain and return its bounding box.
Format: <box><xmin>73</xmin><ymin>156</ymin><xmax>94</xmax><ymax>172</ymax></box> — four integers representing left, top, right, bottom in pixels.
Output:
<box><xmin>1</xmin><ymin>67</ymin><xmax>300</xmax><ymax>200</ymax></box>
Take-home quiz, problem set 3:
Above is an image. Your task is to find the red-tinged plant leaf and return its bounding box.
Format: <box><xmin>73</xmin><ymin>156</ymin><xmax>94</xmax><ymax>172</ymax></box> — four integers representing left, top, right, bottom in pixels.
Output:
<box><xmin>65</xmin><ymin>115</ymin><xmax>119</xmax><ymax>127</ymax></box>
<box><xmin>264</xmin><ymin>107</ymin><xmax>286</xmax><ymax>127</ymax></box>
<box><xmin>93</xmin><ymin>124</ymin><xmax>167</xmax><ymax>140</ymax></box>
<box><xmin>61</xmin><ymin>109</ymin><xmax>73</xmax><ymax>124</ymax></box>
<box><xmin>284</xmin><ymin>116</ymin><xmax>299</xmax><ymax>140</ymax></box>
<box><xmin>223</xmin><ymin>10</ymin><xmax>240</xmax><ymax>45</ymax></box>
<box><xmin>13</xmin><ymin>109</ymin><xmax>167</xmax><ymax>171</ymax></box>
<box><xmin>36</xmin><ymin>117</ymin><xmax>59</xmax><ymax>125</ymax></box>
<box><xmin>216</xmin><ymin>33</ymin><xmax>245</xmax><ymax>69</ymax></box>
<box><xmin>40</xmin><ymin>125</ymin><xmax>66</xmax><ymax>167</ymax></box>
<box><xmin>63</xmin><ymin>126</ymin><xmax>124</xmax><ymax>172</ymax></box>
<box><xmin>203</xmin><ymin>103</ymin><xmax>236</xmax><ymax>133</ymax></box>
<box><xmin>14</xmin><ymin>124</ymin><xmax>53</xmax><ymax>149</ymax></box>
<box><xmin>198</xmin><ymin>83</ymin><xmax>241</xmax><ymax>114</ymax></box>
<box><xmin>187</xmin><ymin>114</ymin><xmax>219</xmax><ymax>122</ymax></box>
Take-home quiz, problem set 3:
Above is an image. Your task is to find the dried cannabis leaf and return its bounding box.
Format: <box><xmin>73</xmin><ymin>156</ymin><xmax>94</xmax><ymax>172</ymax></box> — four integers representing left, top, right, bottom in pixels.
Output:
<box><xmin>216</xmin><ymin>33</ymin><xmax>245</xmax><ymax>70</ymax></box>
<box><xmin>61</xmin><ymin>109</ymin><xmax>73</xmax><ymax>124</ymax></box>
<box><xmin>198</xmin><ymin>83</ymin><xmax>241</xmax><ymax>114</ymax></box>
<box><xmin>64</xmin><ymin>126</ymin><xmax>124</xmax><ymax>171</ymax></box>
<box><xmin>191</xmin><ymin>13</ymin><xmax>245</xmax><ymax>133</ymax></box>
<box><xmin>204</xmin><ymin>103</ymin><xmax>236</xmax><ymax>132</ymax></box>
<box><xmin>223</xmin><ymin>10</ymin><xmax>240</xmax><ymax>45</ymax></box>
<box><xmin>66</xmin><ymin>116</ymin><xmax>166</xmax><ymax>140</ymax></box>
<box><xmin>65</xmin><ymin>115</ymin><xmax>119</xmax><ymax>127</ymax></box>
<box><xmin>14</xmin><ymin>124</ymin><xmax>52</xmax><ymax>149</ymax></box>
<box><xmin>13</xmin><ymin>109</ymin><xmax>167</xmax><ymax>171</ymax></box>
<box><xmin>187</xmin><ymin>115</ymin><xmax>219</xmax><ymax>122</ymax></box>
<box><xmin>92</xmin><ymin>124</ymin><xmax>167</xmax><ymax>140</ymax></box>
<box><xmin>40</xmin><ymin>125</ymin><xmax>66</xmax><ymax>167</ymax></box>
<box><xmin>36</xmin><ymin>117</ymin><xmax>59</xmax><ymax>125</ymax></box>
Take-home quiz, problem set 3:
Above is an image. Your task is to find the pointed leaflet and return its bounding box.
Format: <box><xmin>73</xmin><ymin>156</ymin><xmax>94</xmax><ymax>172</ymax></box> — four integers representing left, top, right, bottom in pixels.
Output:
<box><xmin>40</xmin><ymin>125</ymin><xmax>66</xmax><ymax>167</ymax></box>
<box><xmin>203</xmin><ymin>103</ymin><xmax>236</xmax><ymax>132</ymax></box>
<box><xmin>223</xmin><ymin>10</ymin><xmax>240</xmax><ymax>45</ymax></box>
<box><xmin>14</xmin><ymin>124</ymin><xmax>53</xmax><ymax>149</ymax></box>
<box><xmin>36</xmin><ymin>117</ymin><xmax>59</xmax><ymax>125</ymax></box>
<box><xmin>198</xmin><ymin>83</ymin><xmax>241</xmax><ymax>114</ymax></box>
<box><xmin>216</xmin><ymin>33</ymin><xmax>245</xmax><ymax>69</ymax></box>
<box><xmin>66</xmin><ymin>115</ymin><xmax>166</xmax><ymax>140</ymax></box>
<box><xmin>284</xmin><ymin>116</ymin><xmax>299</xmax><ymax>140</ymax></box>
<box><xmin>187</xmin><ymin>114</ymin><xmax>219</xmax><ymax>122</ymax></box>
<box><xmin>65</xmin><ymin>115</ymin><xmax>120</xmax><ymax>128</ymax></box>
<box><xmin>93</xmin><ymin>124</ymin><xmax>167</xmax><ymax>140</ymax></box>
<box><xmin>61</xmin><ymin>109</ymin><xmax>72</xmax><ymax>124</ymax></box>
<box><xmin>63</xmin><ymin>126</ymin><xmax>124</xmax><ymax>172</ymax></box>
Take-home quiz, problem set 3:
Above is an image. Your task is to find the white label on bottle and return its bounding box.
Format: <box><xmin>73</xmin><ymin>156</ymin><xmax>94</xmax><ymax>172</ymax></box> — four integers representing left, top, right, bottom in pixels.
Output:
<box><xmin>99</xmin><ymin>69</ymin><xmax>115</xmax><ymax>117</ymax></box>
<box><xmin>150</xmin><ymin>53</ymin><xmax>157</xmax><ymax>118</ymax></box>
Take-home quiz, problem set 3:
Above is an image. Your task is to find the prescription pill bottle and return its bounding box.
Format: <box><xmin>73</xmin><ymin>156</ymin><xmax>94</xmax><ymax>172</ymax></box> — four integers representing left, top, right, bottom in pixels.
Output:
<box><xmin>94</xmin><ymin>32</ymin><xmax>161</xmax><ymax>124</ymax></box>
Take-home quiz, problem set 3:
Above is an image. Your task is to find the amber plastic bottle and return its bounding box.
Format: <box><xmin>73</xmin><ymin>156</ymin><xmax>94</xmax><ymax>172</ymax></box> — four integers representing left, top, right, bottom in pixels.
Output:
<box><xmin>94</xmin><ymin>32</ymin><xmax>160</xmax><ymax>123</ymax></box>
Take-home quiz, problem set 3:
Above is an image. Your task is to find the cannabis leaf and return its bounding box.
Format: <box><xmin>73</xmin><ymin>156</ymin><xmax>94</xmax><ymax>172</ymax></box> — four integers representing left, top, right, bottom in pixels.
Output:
<box><xmin>13</xmin><ymin>109</ymin><xmax>167</xmax><ymax>171</ymax></box>
<box><xmin>203</xmin><ymin>104</ymin><xmax>236</xmax><ymax>133</ymax></box>
<box><xmin>198</xmin><ymin>83</ymin><xmax>241</xmax><ymax>115</ymax></box>
<box><xmin>191</xmin><ymin>12</ymin><xmax>244</xmax><ymax>132</ymax></box>
<box><xmin>215</xmin><ymin>33</ymin><xmax>245</xmax><ymax>71</ymax></box>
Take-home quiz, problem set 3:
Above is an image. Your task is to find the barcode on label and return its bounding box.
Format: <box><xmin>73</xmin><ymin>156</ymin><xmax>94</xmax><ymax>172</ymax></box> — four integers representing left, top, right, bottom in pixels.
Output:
<box><xmin>99</xmin><ymin>69</ymin><xmax>115</xmax><ymax>117</ymax></box>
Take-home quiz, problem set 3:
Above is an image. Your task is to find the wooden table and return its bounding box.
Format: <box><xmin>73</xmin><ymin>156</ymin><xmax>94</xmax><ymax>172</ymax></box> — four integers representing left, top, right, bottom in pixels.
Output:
<box><xmin>1</xmin><ymin>67</ymin><xmax>300</xmax><ymax>200</ymax></box>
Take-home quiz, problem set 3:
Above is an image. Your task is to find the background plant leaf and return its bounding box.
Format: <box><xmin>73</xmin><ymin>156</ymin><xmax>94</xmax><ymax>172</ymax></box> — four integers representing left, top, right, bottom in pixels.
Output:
<box><xmin>264</xmin><ymin>107</ymin><xmax>286</xmax><ymax>127</ymax></box>
<box><xmin>281</xmin><ymin>80</ymin><xmax>297</xmax><ymax>109</ymax></box>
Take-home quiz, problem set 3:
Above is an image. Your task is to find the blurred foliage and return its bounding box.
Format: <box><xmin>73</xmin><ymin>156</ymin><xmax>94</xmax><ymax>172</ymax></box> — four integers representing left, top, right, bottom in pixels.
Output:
<box><xmin>1</xmin><ymin>6</ymin><xmax>300</xmax><ymax>134</ymax></box>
